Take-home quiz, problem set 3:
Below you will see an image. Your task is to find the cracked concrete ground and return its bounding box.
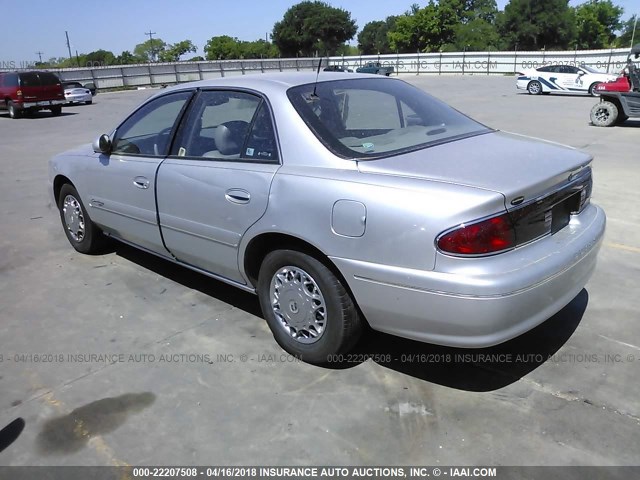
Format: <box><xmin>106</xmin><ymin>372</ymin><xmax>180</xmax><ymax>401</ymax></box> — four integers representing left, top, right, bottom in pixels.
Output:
<box><xmin>0</xmin><ymin>75</ymin><xmax>638</xmax><ymax>466</ymax></box>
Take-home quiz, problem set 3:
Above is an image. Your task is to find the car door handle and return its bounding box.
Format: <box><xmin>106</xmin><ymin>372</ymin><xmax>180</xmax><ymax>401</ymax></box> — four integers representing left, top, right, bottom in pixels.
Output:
<box><xmin>225</xmin><ymin>189</ymin><xmax>251</xmax><ymax>204</ymax></box>
<box><xmin>133</xmin><ymin>177</ymin><xmax>150</xmax><ymax>189</ymax></box>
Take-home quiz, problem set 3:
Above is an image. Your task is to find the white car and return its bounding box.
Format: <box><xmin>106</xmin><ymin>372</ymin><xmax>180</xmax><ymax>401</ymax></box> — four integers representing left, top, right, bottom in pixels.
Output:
<box><xmin>517</xmin><ymin>65</ymin><xmax>618</xmax><ymax>96</ymax></box>
<box><xmin>62</xmin><ymin>81</ymin><xmax>93</xmax><ymax>105</ymax></box>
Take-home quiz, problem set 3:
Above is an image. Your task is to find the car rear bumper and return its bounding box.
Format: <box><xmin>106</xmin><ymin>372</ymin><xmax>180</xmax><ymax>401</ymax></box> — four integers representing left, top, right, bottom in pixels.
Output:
<box><xmin>65</xmin><ymin>93</ymin><xmax>92</xmax><ymax>103</ymax></box>
<box><xmin>19</xmin><ymin>100</ymin><xmax>65</xmax><ymax>109</ymax></box>
<box><xmin>331</xmin><ymin>203</ymin><xmax>605</xmax><ymax>348</ymax></box>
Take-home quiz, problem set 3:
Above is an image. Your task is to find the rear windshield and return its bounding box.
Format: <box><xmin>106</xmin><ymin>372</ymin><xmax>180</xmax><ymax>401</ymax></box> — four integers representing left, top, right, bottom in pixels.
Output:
<box><xmin>18</xmin><ymin>72</ymin><xmax>40</xmax><ymax>87</ymax></box>
<box><xmin>63</xmin><ymin>82</ymin><xmax>83</xmax><ymax>89</ymax></box>
<box><xmin>18</xmin><ymin>72</ymin><xmax>61</xmax><ymax>87</ymax></box>
<box><xmin>38</xmin><ymin>72</ymin><xmax>61</xmax><ymax>85</ymax></box>
<box><xmin>287</xmin><ymin>78</ymin><xmax>489</xmax><ymax>159</ymax></box>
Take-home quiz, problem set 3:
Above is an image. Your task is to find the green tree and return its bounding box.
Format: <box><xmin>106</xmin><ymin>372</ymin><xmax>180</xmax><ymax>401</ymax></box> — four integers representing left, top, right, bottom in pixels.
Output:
<box><xmin>204</xmin><ymin>35</ymin><xmax>243</xmax><ymax>59</ymax></box>
<box><xmin>575</xmin><ymin>1</ymin><xmax>624</xmax><ymax>49</ymax></box>
<box><xmin>134</xmin><ymin>38</ymin><xmax>167</xmax><ymax>62</ymax></box>
<box><xmin>158</xmin><ymin>40</ymin><xmax>197</xmax><ymax>62</ymax></box>
<box><xmin>388</xmin><ymin>1</ymin><xmax>461</xmax><ymax>53</ymax></box>
<box><xmin>116</xmin><ymin>51</ymin><xmax>144</xmax><ymax>64</ymax></box>
<box><xmin>498</xmin><ymin>0</ymin><xmax>576</xmax><ymax>50</ymax></box>
<box><xmin>84</xmin><ymin>49</ymin><xmax>116</xmax><ymax>66</ymax></box>
<box><xmin>445</xmin><ymin>18</ymin><xmax>500</xmax><ymax>51</ymax></box>
<box><xmin>358</xmin><ymin>17</ymin><xmax>397</xmax><ymax>54</ymax></box>
<box><xmin>241</xmin><ymin>39</ymin><xmax>279</xmax><ymax>59</ymax></box>
<box><xmin>616</xmin><ymin>15</ymin><xmax>639</xmax><ymax>48</ymax></box>
<box><xmin>272</xmin><ymin>1</ymin><xmax>357</xmax><ymax>56</ymax></box>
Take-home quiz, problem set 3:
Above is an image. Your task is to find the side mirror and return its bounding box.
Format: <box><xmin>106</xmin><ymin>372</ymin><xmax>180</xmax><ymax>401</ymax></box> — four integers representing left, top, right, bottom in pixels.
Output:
<box><xmin>93</xmin><ymin>134</ymin><xmax>112</xmax><ymax>154</ymax></box>
<box><xmin>578</xmin><ymin>71</ymin><xmax>585</xmax><ymax>76</ymax></box>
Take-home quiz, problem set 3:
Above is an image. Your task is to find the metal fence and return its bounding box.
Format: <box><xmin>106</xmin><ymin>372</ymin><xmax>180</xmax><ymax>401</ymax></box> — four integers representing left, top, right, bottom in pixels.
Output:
<box><xmin>4</xmin><ymin>48</ymin><xmax>633</xmax><ymax>89</ymax></box>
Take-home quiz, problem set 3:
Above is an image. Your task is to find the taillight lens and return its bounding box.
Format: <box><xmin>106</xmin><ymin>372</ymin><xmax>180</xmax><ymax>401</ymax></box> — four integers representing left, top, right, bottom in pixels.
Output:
<box><xmin>437</xmin><ymin>213</ymin><xmax>515</xmax><ymax>256</ymax></box>
<box><xmin>16</xmin><ymin>89</ymin><xmax>22</xmax><ymax>97</ymax></box>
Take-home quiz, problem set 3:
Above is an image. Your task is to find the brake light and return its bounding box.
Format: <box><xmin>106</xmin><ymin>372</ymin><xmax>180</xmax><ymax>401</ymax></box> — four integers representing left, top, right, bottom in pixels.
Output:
<box><xmin>16</xmin><ymin>89</ymin><xmax>22</xmax><ymax>97</ymax></box>
<box><xmin>437</xmin><ymin>213</ymin><xmax>515</xmax><ymax>256</ymax></box>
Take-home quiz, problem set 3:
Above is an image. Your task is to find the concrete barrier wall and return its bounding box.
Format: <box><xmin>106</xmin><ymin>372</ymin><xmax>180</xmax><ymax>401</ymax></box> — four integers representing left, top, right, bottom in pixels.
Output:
<box><xmin>5</xmin><ymin>48</ymin><xmax>631</xmax><ymax>89</ymax></box>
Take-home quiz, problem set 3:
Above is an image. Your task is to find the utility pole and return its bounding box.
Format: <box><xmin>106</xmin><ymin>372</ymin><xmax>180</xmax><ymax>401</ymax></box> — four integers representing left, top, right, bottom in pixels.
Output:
<box><xmin>145</xmin><ymin>30</ymin><xmax>157</xmax><ymax>62</ymax></box>
<box><xmin>65</xmin><ymin>31</ymin><xmax>73</xmax><ymax>63</ymax></box>
<box><xmin>36</xmin><ymin>51</ymin><xmax>43</xmax><ymax>63</ymax></box>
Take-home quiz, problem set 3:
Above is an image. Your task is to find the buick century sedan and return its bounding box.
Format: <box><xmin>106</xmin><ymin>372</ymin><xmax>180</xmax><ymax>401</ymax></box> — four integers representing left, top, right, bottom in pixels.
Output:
<box><xmin>49</xmin><ymin>73</ymin><xmax>605</xmax><ymax>363</ymax></box>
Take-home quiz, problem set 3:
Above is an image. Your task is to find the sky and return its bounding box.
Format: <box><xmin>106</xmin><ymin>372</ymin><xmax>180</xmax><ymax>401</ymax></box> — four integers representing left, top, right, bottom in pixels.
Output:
<box><xmin>0</xmin><ymin>0</ymin><xmax>638</xmax><ymax>63</ymax></box>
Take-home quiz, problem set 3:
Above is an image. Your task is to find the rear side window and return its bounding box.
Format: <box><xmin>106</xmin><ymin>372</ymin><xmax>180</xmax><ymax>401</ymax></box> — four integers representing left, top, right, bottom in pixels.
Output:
<box><xmin>0</xmin><ymin>73</ymin><xmax>19</xmax><ymax>87</ymax></box>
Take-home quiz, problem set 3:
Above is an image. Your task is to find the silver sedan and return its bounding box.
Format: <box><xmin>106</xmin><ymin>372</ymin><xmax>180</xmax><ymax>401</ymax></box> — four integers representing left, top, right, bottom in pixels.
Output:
<box><xmin>62</xmin><ymin>81</ymin><xmax>93</xmax><ymax>105</ymax></box>
<box><xmin>49</xmin><ymin>73</ymin><xmax>605</xmax><ymax>363</ymax></box>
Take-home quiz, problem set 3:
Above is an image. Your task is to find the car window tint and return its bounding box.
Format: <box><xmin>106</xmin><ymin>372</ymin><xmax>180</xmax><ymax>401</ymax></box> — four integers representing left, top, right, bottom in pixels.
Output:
<box><xmin>243</xmin><ymin>102</ymin><xmax>279</xmax><ymax>162</ymax></box>
<box><xmin>288</xmin><ymin>78</ymin><xmax>488</xmax><ymax>159</ymax></box>
<box><xmin>112</xmin><ymin>91</ymin><xmax>191</xmax><ymax>156</ymax></box>
<box><xmin>341</xmin><ymin>89</ymin><xmax>401</xmax><ymax>130</ymax></box>
<box><xmin>18</xmin><ymin>72</ymin><xmax>40</xmax><ymax>87</ymax></box>
<box><xmin>64</xmin><ymin>82</ymin><xmax>83</xmax><ymax>89</ymax></box>
<box><xmin>172</xmin><ymin>90</ymin><xmax>261</xmax><ymax>160</ymax></box>
<box><xmin>38</xmin><ymin>72</ymin><xmax>61</xmax><ymax>85</ymax></box>
<box><xmin>538</xmin><ymin>66</ymin><xmax>555</xmax><ymax>72</ymax></box>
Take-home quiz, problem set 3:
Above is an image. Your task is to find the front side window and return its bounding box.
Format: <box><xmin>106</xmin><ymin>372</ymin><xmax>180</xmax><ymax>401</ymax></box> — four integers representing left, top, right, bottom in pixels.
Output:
<box><xmin>287</xmin><ymin>78</ymin><xmax>489</xmax><ymax>159</ymax></box>
<box><xmin>112</xmin><ymin>91</ymin><xmax>192</xmax><ymax>156</ymax></box>
<box><xmin>172</xmin><ymin>90</ymin><xmax>278</xmax><ymax>162</ymax></box>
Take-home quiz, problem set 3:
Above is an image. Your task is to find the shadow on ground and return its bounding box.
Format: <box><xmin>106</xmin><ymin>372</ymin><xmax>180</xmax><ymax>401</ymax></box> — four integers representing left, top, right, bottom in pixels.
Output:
<box><xmin>112</xmin><ymin>242</ymin><xmax>587</xmax><ymax>392</ymax></box>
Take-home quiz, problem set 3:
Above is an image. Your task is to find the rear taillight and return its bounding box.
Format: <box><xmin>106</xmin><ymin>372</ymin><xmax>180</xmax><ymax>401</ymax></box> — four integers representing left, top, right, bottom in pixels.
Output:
<box><xmin>437</xmin><ymin>213</ymin><xmax>515</xmax><ymax>256</ymax></box>
<box><xmin>16</xmin><ymin>89</ymin><xmax>22</xmax><ymax>97</ymax></box>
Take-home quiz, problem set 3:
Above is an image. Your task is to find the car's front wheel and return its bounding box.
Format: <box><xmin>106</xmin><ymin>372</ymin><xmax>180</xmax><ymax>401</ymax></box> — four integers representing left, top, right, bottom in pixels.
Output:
<box><xmin>590</xmin><ymin>101</ymin><xmax>618</xmax><ymax>127</ymax></box>
<box><xmin>527</xmin><ymin>80</ymin><xmax>543</xmax><ymax>95</ymax></box>
<box><xmin>85</xmin><ymin>100</ymin><xmax>92</xmax><ymax>105</ymax></box>
<box><xmin>58</xmin><ymin>184</ymin><xmax>106</xmax><ymax>254</ymax></box>
<box><xmin>257</xmin><ymin>250</ymin><xmax>363</xmax><ymax>364</ymax></box>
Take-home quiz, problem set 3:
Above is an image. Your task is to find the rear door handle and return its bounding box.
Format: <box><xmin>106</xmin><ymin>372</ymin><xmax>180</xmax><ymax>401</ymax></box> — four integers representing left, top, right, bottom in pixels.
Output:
<box><xmin>133</xmin><ymin>176</ymin><xmax>150</xmax><ymax>189</ymax></box>
<box><xmin>225</xmin><ymin>189</ymin><xmax>251</xmax><ymax>204</ymax></box>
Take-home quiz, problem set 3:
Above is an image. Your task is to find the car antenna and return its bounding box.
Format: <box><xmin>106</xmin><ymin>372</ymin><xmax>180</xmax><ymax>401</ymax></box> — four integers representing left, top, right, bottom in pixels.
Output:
<box><xmin>311</xmin><ymin>55</ymin><xmax>323</xmax><ymax>98</ymax></box>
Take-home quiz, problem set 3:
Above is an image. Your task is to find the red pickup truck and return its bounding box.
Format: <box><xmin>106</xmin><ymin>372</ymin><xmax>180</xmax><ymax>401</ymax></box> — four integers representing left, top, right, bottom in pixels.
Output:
<box><xmin>0</xmin><ymin>71</ymin><xmax>65</xmax><ymax>119</ymax></box>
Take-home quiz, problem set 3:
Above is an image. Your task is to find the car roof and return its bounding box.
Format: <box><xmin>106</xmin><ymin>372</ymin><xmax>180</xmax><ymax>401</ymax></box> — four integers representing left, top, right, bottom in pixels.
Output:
<box><xmin>163</xmin><ymin>71</ymin><xmax>391</xmax><ymax>95</ymax></box>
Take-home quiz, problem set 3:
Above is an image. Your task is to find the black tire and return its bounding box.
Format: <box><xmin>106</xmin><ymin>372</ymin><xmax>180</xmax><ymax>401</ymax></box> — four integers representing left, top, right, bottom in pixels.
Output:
<box><xmin>58</xmin><ymin>184</ymin><xmax>106</xmax><ymax>254</ymax></box>
<box><xmin>85</xmin><ymin>100</ymin><xmax>92</xmax><ymax>105</ymax></box>
<box><xmin>588</xmin><ymin>82</ymin><xmax>601</xmax><ymax>96</ymax></box>
<box><xmin>257</xmin><ymin>249</ymin><xmax>363</xmax><ymax>364</ymax></box>
<box><xmin>527</xmin><ymin>80</ymin><xmax>543</xmax><ymax>95</ymax></box>
<box><xmin>7</xmin><ymin>100</ymin><xmax>21</xmax><ymax>119</ymax></box>
<box><xmin>590</xmin><ymin>101</ymin><xmax>618</xmax><ymax>127</ymax></box>
<box><xmin>50</xmin><ymin>105</ymin><xmax>62</xmax><ymax>116</ymax></box>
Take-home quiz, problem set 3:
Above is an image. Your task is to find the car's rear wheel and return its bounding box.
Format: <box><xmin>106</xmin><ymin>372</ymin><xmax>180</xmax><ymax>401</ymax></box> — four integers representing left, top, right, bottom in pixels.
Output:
<box><xmin>527</xmin><ymin>80</ymin><xmax>543</xmax><ymax>95</ymax></box>
<box><xmin>58</xmin><ymin>184</ymin><xmax>106</xmax><ymax>254</ymax></box>
<box><xmin>588</xmin><ymin>82</ymin><xmax>601</xmax><ymax>96</ymax></box>
<box><xmin>50</xmin><ymin>106</ymin><xmax>62</xmax><ymax>116</ymax></box>
<box><xmin>257</xmin><ymin>250</ymin><xmax>363</xmax><ymax>364</ymax></box>
<box><xmin>7</xmin><ymin>100</ymin><xmax>21</xmax><ymax>119</ymax></box>
<box><xmin>590</xmin><ymin>101</ymin><xmax>618</xmax><ymax>127</ymax></box>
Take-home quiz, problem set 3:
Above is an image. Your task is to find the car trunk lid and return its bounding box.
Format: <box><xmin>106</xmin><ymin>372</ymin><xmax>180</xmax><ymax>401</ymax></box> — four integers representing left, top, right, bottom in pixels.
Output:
<box><xmin>356</xmin><ymin>131</ymin><xmax>592</xmax><ymax>207</ymax></box>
